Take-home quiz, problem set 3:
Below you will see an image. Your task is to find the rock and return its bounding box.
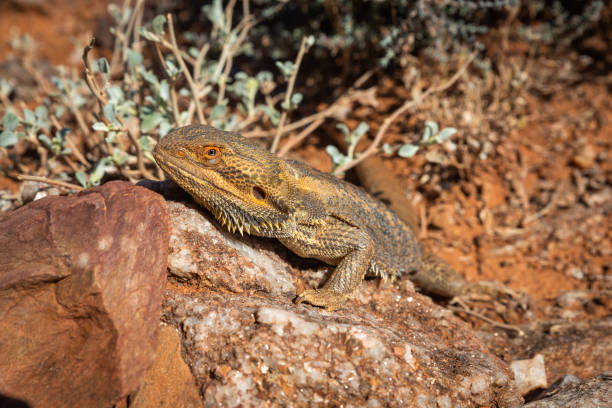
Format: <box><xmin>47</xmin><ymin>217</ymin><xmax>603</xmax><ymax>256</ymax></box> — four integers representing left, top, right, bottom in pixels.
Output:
<box><xmin>19</xmin><ymin>180</ymin><xmax>42</xmax><ymax>203</ymax></box>
<box><xmin>523</xmin><ymin>372</ymin><xmax>612</xmax><ymax>407</ymax></box>
<box><xmin>128</xmin><ymin>325</ymin><xmax>203</xmax><ymax>408</ymax></box>
<box><xmin>571</xmin><ymin>144</ymin><xmax>596</xmax><ymax>169</ymax></box>
<box><xmin>166</xmin><ymin>200</ymin><xmax>298</xmax><ymax>296</ymax></box>
<box><xmin>147</xmin><ymin>181</ymin><xmax>521</xmax><ymax>407</ymax></box>
<box><xmin>0</xmin><ymin>181</ymin><xmax>170</xmax><ymax>408</ymax></box>
<box><xmin>480</xmin><ymin>318</ymin><xmax>612</xmax><ymax>388</ymax></box>
<box><xmin>511</xmin><ymin>354</ymin><xmax>547</xmax><ymax>395</ymax></box>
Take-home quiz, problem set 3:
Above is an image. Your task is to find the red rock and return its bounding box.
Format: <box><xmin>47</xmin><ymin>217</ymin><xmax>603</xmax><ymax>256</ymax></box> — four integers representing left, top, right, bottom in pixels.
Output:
<box><xmin>128</xmin><ymin>325</ymin><xmax>203</xmax><ymax>408</ymax></box>
<box><xmin>0</xmin><ymin>181</ymin><xmax>170</xmax><ymax>408</ymax></box>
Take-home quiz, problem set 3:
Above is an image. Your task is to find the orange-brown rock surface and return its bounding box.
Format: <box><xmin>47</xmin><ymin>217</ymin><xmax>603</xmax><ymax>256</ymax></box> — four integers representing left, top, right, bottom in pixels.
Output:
<box><xmin>149</xmin><ymin>181</ymin><xmax>521</xmax><ymax>407</ymax></box>
<box><xmin>0</xmin><ymin>181</ymin><xmax>170</xmax><ymax>408</ymax></box>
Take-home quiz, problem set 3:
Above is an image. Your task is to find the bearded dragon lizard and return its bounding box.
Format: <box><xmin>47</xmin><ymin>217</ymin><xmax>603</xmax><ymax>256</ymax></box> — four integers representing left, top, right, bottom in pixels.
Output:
<box><xmin>153</xmin><ymin>124</ymin><xmax>506</xmax><ymax>311</ymax></box>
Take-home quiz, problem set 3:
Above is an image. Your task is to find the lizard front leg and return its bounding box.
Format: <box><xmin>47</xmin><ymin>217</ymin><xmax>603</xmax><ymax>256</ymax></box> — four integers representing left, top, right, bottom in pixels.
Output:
<box><xmin>280</xmin><ymin>220</ymin><xmax>375</xmax><ymax>311</ymax></box>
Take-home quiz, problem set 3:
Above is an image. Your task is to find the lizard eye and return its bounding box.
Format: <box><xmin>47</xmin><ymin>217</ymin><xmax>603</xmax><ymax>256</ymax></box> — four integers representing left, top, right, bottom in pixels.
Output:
<box><xmin>252</xmin><ymin>186</ymin><xmax>266</xmax><ymax>200</ymax></box>
<box><xmin>204</xmin><ymin>146</ymin><xmax>220</xmax><ymax>158</ymax></box>
<box><xmin>201</xmin><ymin>146</ymin><xmax>221</xmax><ymax>164</ymax></box>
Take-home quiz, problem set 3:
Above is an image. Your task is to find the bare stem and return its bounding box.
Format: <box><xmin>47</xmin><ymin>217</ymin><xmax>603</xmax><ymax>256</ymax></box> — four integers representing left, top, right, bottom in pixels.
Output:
<box><xmin>278</xmin><ymin>118</ymin><xmax>324</xmax><ymax>157</ymax></box>
<box><xmin>270</xmin><ymin>36</ymin><xmax>310</xmax><ymax>153</ymax></box>
<box><xmin>167</xmin><ymin>13</ymin><xmax>206</xmax><ymax>124</ymax></box>
<box><xmin>82</xmin><ymin>38</ymin><xmax>154</xmax><ymax>180</ymax></box>
<box><xmin>333</xmin><ymin>51</ymin><xmax>477</xmax><ymax>175</ymax></box>
<box><xmin>17</xmin><ymin>174</ymin><xmax>85</xmax><ymax>191</ymax></box>
<box><xmin>59</xmin><ymin>75</ymin><xmax>90</xmax><ymax>139</ymax></box>
<box><xmin>216</xmin><ymin>20</ymin><xmax>254</xmax><ymax>107</ymax></box>
<box><xmin>244</xmin><ymin>68</ymin><xmax>377</xmax><ymax>139</ymax></box>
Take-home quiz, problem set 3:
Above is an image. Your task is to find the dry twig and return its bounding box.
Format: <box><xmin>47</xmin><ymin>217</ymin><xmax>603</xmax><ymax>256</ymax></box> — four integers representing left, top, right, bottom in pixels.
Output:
<box><xmin>333</xmin><ymin>51</ymin><xmax>477</xmax><ymax>175</ymax></box>
<box><xmin>167</xmin><ymin>13</ymin><xmax>206</xmax><ymax>125</ymax></box>
<box><xmin>448</xmin><ymin>305</ymin><xmax>524</xmax><ymax>335</ymax></box>
<box><xmin>17</xmin><ymin>174</ymin><xmax>85</xmax><ymax>191</ymax></box>
<box><xmin>82</xmin><ymin>38</ymin><xmax>154</xmax><ymax>180</ymax></box>
<box><xmin>270</xmin><ymin>36</ymin><xmax>310</xmax><ymax>153</ymax></box>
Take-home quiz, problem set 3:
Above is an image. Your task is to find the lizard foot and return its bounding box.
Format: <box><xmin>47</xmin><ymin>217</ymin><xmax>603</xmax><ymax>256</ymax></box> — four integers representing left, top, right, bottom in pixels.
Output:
<box><xmin>295</xmin><ymin>288</ymin><xmax>349</xmax><ymax>312</ymax></box>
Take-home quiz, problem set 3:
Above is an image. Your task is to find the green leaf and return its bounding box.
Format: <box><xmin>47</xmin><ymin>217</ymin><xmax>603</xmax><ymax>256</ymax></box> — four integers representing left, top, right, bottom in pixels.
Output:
<box><xmin>92</xmin><ymin>122</ymin><xmax>109</xmax><ymax>132</ymax></box>
<box><xmin>258</xmin><ymin>105</ymin><xmax>280</xmax><ymax>125</ymax></box>
<box><xmin>35</xmin><ymin>106</ymin><xmax>50</xmax><ymax>130</ymax></box>
<box><xmin>3</xmin><ymin>112</ymin><xmax>19</xmax><ymax>132</ymax></box>
<box><xmin>105</xmin><ymin>131</ymin><xmax>118</xmax><ymax>143</ymax></box>
<box><xmin>0</xmin><ymin>79</ymin><xmax>13</xmax><ymax>96</ymax></box>
<box><xmin>38</xmin><ymin>134</ymin><xmax>52</xmax><ymax>148</ymax></box>
<box><xmin>325</xmin><ymin>145</ymin><xmax>347</xmax><ymax>166</ymax></box>
<box><xmin>210</xmin><ymin>104</ymin><xmax>227</xmax><ymax>121</ymax></box>
<box><xmin>144</xmin><ymin>151</ymin><xmax>155</xmax><ymax>162</ymax></box>
<box><xmin>398</xmin><ymin>144</ymin><xmax>419</xmax><ymax>158</ymax></box>
<box><xmin>112</xmin><ymin>147</ymin><xmax>128</xmax><ymax>165</ymax></box>
<box><xmin>165</xmin><ymin>59</ymin><xmax>181</xmax><ymax>78</ymax></box>
<box><xmin>96</xmin><ymin>57</ymin><xmax>111</xmax><ymax>75</ymax></box>
<box><xmin>203</xmin><ymin>0</ymin><xmax>225</xmax><ymax>30</ymax></box>
<box><xmin>382</xmin><ymin>143</ymin><xmax>393</xmax><ymax>154</ymax></box>
<box><xmin>103</xmin><ymin>103</ymin><xmax>117</xmax><ymax>125</ymax></box>
<box><xmin>127</xmin><ymin>49</ymin><xmax>143</xmax><ymax>72</ymax></box>
<box><xmin>306</xmin><ymin>35</ymin><xmax>316</xmax><ymax>48</ymax></box>
<box><xmin>140</xmin><ymin>112</ymin><xmax>163</xmax><ymax>133</ymax></box>
<box><xmin>75</xmin><ymin>171</ymin><xmax>88</xmax><ymax>188</ymax></box>
<box><xmin>354</xmin><ymin>122</ymin><xmax>369</xmax><ymax>138</ymax></box>
<box><xmin>152</xmin><ymin>15</ymin><xmax>166</xmax><ymax>35</ymax></box>
<box><xmin>421</xmin><ymin>121</ymin><xmax>439</xmax><ymax>143</ymax></box>
<box><xmin>159</xmin><ymin>120</ymin><xmax>172</xmax><ymax>137</ymax></box>
<box><xmin>336</xmin><ymin>123</ymin><xmax>350</xmax><ymax>137</ymax></box>
<box><xmin>140</xmin><ymin>28</ymin><xmax>160</xmax><ymax>42</ymax></box>
<box><xmin>90</xmin><ymin>158</ymin><xmax>111</xmax><ymax>185</ymax></box>
<box><xmin>256</xmin><ymin>71</ymin><xmax>273</xmax><ymax>82</ymax></box>
<box><xmin>35</xmin><ymin>105</ymin><xmax>48</xmax><ymax>120</ymax></box>
<box><xmin>23</xmin><ymin>109</ymin><xmax>35</xmax><ymax>125</ymax></box>
<box><xmin>275</xmin><ymin>61</ymin><xmax>295</xmax><ymax>78</ymax></box>
<box><xmin>435</xmin><ymin>127</ymin><xmax>457</xmax><ymax>143</ymax></box>
<box><xmin>139</xmin><ymin>136</ymin><xmax>151</xmax><ymax>151</ymax></box>
<box><xmin>139</xmin><ymin>67</ymin><xmax>160</xmax><ymax>86</ymax></box>
<box><xmin>290</xmin><ymin>93</ymin><xmax>303</xmax><ymax>106</ymax></box>
<box><xmin>54</xmin><ymin>105</ymin><xmax>66</xmax><ymax>118</ymax></box>
<box><xmin>0</xmin><ymin>130</ymin><xmax>17</xmax><ymax>147</ymax></box>
<box><xmin>159</xmin><ymin>80</ymin><xmax>170</xmax><ymax>103</ymax></box>
<box><xmin>106</xmin><ymin>85</ymin><xmax>124</xmax><ymax>104</ymax></box>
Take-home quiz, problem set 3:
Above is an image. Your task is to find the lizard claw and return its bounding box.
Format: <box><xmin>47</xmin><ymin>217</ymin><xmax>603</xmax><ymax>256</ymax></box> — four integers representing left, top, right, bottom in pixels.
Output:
<box><xmin>295</xmin><ymin>288</ymin><xmax>348</xmax><ymax>312</ymax></box>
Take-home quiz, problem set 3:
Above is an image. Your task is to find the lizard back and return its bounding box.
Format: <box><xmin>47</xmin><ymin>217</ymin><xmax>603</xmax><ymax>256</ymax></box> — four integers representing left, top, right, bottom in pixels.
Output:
<box><xmin>285</xmin><ymin>159</ymin><xmax>424</xmax><ymax>279</ymax></box>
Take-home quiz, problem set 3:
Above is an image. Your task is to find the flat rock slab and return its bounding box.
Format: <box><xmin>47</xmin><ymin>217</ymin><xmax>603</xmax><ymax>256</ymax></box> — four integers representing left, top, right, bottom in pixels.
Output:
<box><xmin>524</xmin><ymin>373</ymin><xmax>612</xmax><ymax>407</ymax></box>
<box><xmin>0</xmin><ymin>181</ymin><xmax>170</xmax><ymax>408</ymax></box>
<box><xmin>149</xmin><ymin>181</ymin><xmax>521</xmax><ymax>407</ymax></box>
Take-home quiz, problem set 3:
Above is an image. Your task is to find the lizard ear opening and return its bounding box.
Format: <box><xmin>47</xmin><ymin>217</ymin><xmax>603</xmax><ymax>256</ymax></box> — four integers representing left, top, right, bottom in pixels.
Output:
<box><xmin>252</xmin><ymin>186</ymin><xmax>266</xmax><ymax>200</ymax></box>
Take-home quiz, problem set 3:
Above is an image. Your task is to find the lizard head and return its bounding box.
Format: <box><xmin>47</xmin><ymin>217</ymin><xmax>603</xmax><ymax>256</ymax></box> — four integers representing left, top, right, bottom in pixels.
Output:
<box><xmin>153</xmin><ymin>124</ymin><xmax>324</xmax><ymax>236</ymax></box>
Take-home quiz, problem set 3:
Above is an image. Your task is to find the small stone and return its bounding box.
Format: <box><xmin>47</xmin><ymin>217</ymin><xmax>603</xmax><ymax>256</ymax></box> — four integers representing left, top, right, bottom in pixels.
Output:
<box><xmin>511</xmin><ymin>354</ymin><xmax>548</xmax><ymax>395</ymax></box>
<box><xmin>572</xmin><ymin>144</ymin><xmax>596</xmax><ymax>169</ymax></box>
<box><xmin>214</xmin><ymin>364</ymin><xmax>233</xmax><ymax>379</ymax></box>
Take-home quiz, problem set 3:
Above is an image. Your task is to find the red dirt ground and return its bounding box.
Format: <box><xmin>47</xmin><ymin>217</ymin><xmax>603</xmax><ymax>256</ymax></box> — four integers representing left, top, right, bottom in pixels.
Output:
<box><xmin>1</xmin><ymin>0</ymin><xmax>610</xmax><ymax>394</ymax></box>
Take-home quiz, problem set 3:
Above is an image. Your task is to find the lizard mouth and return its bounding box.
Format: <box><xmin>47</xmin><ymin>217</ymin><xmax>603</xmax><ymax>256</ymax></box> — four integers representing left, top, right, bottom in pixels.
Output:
<box><xmin>153</xmin><ymin>146</ymin><xmax>289</xmax><ymax>236</ymax></box>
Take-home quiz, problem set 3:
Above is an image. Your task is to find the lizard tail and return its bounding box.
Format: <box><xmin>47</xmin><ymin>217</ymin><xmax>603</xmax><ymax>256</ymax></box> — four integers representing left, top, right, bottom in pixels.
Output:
<box><xmin>407</xmin><ymin>251</ymin><xmax>470</xmax><ymax>298</ymax></box>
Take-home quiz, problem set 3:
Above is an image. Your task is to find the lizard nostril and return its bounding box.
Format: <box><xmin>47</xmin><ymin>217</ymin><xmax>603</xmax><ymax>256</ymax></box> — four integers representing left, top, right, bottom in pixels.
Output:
<box><xmin>252</xmin><ymin>186</ymin><xmax>266</xmax><ymax>200</ymax></box>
